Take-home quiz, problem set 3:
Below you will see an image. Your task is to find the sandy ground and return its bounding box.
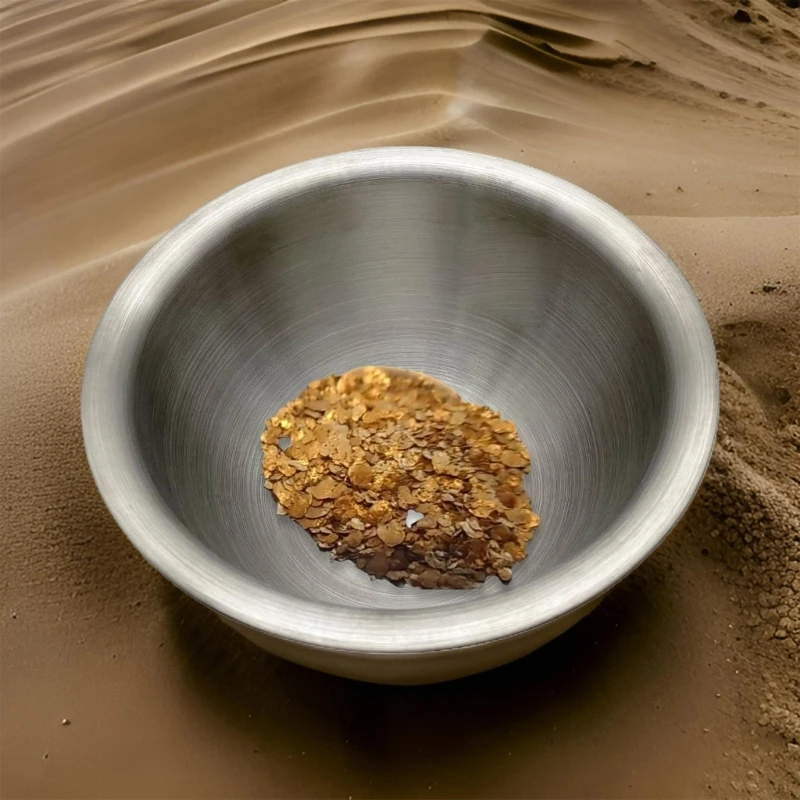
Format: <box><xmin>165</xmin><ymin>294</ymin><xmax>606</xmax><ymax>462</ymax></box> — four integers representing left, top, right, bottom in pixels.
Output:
<box><xmin>1</xmin><ymin>1</ymin><xmax>799</xmax><ymax>798</ymax></box>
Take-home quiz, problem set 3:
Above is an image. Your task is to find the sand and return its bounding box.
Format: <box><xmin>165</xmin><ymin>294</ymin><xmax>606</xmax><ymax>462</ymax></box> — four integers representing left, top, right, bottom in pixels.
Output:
<box><xmin>1</xmin><ymin>0</ymin><xmax>798</xmax><ymax>797</ymax></box>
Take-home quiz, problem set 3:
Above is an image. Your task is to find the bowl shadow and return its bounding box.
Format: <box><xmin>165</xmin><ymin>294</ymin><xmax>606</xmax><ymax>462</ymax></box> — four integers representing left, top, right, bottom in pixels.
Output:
<box><xmin>164</xmin><ymin>545</ymin><xmax>684</xmax><ymax>799</ymax></box>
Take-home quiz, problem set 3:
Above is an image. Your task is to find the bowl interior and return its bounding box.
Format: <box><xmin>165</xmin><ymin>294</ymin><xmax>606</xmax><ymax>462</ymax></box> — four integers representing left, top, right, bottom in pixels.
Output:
<box><xmin>131</xmin><ymin>169</ymin><xmax>669</xmax><ymax>612</ymax></box>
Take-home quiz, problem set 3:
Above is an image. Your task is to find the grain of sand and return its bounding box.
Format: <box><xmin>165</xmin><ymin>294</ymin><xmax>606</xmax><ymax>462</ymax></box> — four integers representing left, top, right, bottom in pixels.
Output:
<box><xmin>1</xmin><ymin>1</ymin><xmax>798</xmax><ymax>797</ymax></box>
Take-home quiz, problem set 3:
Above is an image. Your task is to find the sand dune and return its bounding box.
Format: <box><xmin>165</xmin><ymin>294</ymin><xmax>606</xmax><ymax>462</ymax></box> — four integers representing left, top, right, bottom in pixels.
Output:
<box><xmin>1</xmin><ymin>1</ymin><xmax>798</xmax><ymax>798</ymax></box>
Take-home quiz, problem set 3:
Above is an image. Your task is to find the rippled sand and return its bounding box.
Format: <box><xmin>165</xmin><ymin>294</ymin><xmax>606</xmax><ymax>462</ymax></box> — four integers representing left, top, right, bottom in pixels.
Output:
<box><xmin>1</xmin><ymin>1</ymin><xmax>799</xmax><ymax>797</ymax></box>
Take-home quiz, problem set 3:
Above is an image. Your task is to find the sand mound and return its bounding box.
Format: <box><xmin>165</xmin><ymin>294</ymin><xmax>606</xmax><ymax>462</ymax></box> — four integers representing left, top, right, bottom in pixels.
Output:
<box><xmin>703</xmin><ymin>313</ymin><xmax>800</xmax><ymax>744</ymax></box>
<box><xmin>1</xmin><ymin>1</ymin><xmax>798</xmax><ymax>797</ymax></box>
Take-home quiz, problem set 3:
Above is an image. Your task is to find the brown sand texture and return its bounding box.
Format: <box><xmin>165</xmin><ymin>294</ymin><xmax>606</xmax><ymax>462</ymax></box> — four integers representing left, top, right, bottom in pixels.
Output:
<box><xmin>1</xmin><ymin>1</ymin><xmax>798</xmax><ymax>798</ymax></box>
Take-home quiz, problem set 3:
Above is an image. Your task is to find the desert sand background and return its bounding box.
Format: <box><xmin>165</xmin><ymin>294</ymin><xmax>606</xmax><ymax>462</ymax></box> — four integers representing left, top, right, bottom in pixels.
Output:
<box><xmin>1</xmin><ymin>0</ymin><xmax>798</xmax><ymax>798</ymax></box>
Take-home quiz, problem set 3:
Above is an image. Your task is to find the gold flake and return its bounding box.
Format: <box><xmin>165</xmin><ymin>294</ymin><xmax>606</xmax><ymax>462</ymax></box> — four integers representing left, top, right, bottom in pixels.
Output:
<box><xmin>303</xmin><ymin>506</ymin><xmax>329</xmax><ymax>520</ymax></box>
<box><xmin>308</xmin><ymin>476</ymin><xmax>340</xmax><ymax>500</ymax></box>
<box><xmin>431</xmin><ymin>450</ymin><xmax>450</xmax><ymax>473</ymax></box>
<box><xmin>377</xmin><ymin>521</ymin><xmax>405</xmax><ymax>547</ymax></box>
<box><xmin>500</xmin><ymin>450</ymin><xmax>528</xmax><ymax>468</ymax></box>
<box><xmin>347</xmin><ymin>462</ymin><xmax>373</xmax><ymax>488</ymax></box>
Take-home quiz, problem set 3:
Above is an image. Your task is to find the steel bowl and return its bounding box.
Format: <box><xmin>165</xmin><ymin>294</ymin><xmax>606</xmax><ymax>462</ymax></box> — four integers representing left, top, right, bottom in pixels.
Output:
<box><xmin>82</xmin><ymin>147</ymin><xmax>718</xmax><ymax>684</ymax></box>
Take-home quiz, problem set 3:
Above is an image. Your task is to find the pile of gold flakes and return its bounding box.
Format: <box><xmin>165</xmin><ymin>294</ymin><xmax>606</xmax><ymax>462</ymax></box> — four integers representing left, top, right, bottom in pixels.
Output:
<box><xmin>260</xmin><ymin>367</ymin><xmax>539</xmax><ymax>589</ymax></box>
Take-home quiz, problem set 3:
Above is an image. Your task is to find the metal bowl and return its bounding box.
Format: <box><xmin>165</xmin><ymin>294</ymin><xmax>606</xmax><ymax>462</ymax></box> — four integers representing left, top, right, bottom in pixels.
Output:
<box><xmin>82</xmin><ymin>147</ymin><xmax>718</xmax><ymax>684</ymax></box>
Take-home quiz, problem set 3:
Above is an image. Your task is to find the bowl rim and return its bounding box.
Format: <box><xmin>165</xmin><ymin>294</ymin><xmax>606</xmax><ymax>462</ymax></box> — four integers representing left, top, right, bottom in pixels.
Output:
<box><xmin>82</xmin><ymin>146</ymin><xmax>719</xmax><ymax>655</ymax></box>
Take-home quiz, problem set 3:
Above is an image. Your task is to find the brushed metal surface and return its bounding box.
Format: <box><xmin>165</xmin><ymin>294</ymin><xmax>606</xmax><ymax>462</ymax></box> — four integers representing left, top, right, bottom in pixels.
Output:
<box><xmin>82</xmin><ymin>147</ymin><xmax>718</xmax><ymax>683</ymax></box>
